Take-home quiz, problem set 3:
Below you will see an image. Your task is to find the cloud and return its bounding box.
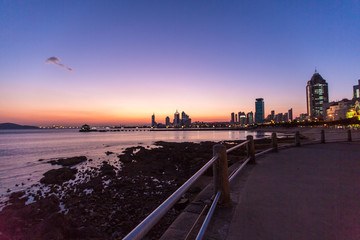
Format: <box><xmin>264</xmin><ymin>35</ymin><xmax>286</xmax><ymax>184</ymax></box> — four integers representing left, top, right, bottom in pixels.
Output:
<box><xmin>45</xmin><ymin>56</ymin><xmax>73</xmax><ymax>71</ymax></box>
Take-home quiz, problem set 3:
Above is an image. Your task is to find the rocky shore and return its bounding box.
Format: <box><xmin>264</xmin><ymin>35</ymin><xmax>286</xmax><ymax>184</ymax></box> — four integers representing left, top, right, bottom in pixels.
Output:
<box><xmin>0</xmin><ymin>138</ymin><xmax>291</xmax><ymax>239</ymax></box>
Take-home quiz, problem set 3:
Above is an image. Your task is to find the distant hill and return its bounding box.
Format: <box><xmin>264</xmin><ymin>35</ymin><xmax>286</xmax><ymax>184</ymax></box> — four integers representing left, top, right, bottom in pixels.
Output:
<box><xmin>0</xmin><ymin>123</ymin><xmax>39</xmax><ymax>129</ymax></box>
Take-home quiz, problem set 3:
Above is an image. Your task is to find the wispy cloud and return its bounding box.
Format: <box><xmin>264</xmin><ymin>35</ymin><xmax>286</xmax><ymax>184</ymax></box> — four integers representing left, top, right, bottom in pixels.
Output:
<box><xmin>45</xmin><ymin>56</ymin><xmax>72</xmax><ymax>71</ymax></box>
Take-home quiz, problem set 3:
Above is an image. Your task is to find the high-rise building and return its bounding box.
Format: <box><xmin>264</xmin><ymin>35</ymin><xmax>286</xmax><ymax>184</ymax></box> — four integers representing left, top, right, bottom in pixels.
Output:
<box><xmin>288</xmin><ymin>108</ymin><xmax>293</xmax><ymax>121</ymax></box>
<box><xmin>173</xmin><ymin>110</ymin><xmax>180</xmax><ymax>127</ymax></box>
<box><xmin>270</xmin><ymin>110</ymin><xmax>275</xmax><ymax>121</ymax></box>
<box><xmin>239</xmin><ymin>112</ymin><xmax>246</xmax><ymax>125</ymax></box>
<box><xmin>255</xmin><ymin>98</ymin><xmax>264</xmax><ymax>123</ymax></box>
<box><xmin>283</xmin><ymin>113</ymin><xmax>289</xmax><ymax>122</ymax></box>
<box><xmin>235</xmin><ymin>114</ymin><xmax>238</xmax><ymax>123</ymax></box>
<box><xmin>353</xmin><ymin>80</ymin><xmax>360</xmax><ymax>101</ymax></box>
<box><xmin>181</xmin><ymin>111</ymin><xmax>187</xmax><ymax>121</ymax></box>
<box><xmin>274</xmin><ymin>113</ymin><xmax>283</xmax><ymax>122</ymax></box>
<box><xmin>230</xmin><ymin>112</ymin><xmax>235</xmax><ymax>124</ymax></box>
<box><xmin>306</xmin><ymin>71</ymin><xmax>329</xmax><ymax>119</ymax></box>
<box><xmin>180</xmin><ymin>111</ymin><xmax>191</xmax><ymax>126</ymax></box>
<box><xmin>151</xmin><ymin>113</ymin><xmax>156</xmax><ymax>127</ymax></box>
<box><xmin>165</xmin><ymin>116</ymin><xmax>170</xmax><ymax>126</ymax></box>
<box><xmin>247</xmin><ymin>112</ymin><xmax>254</xmax><ymax>124</ymax></box>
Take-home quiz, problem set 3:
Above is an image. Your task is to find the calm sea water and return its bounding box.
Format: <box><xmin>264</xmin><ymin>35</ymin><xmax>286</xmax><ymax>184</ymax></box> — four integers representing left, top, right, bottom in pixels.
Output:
<box><xmin>0</xmin><ymin>128</ymin><xmax>268</xmax><ymax>200</ymax></box>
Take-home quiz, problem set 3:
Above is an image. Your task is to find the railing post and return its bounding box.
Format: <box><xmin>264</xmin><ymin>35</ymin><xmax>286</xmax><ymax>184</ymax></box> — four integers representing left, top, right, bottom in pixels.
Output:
<box><xmin>212</xmin><ymin>144</ymin><xmax>232</xmax><ymax>206</ymax></box>
<box><xmin>271</xmin><ymin>132</ymin><xmax>278</xmax><ymax>152</ymax></box>
<box><xmin>247</xmin><ymin>135</ymin><xmax>256</xmax><ymax>164</ymax></box>
<box><xmin>348</xmin><ymin>129</ymin><xmax>352</xmax><ymax>142</ymax></box>
<box><xmin>321</xmin><ymin>130</ymin><xmax>325</xmax><ymax>143</ymax></box>
<box><xmin>295</xmin><ymin>131</ymin><xmax>300</xmax><ymax>147</ymax></box>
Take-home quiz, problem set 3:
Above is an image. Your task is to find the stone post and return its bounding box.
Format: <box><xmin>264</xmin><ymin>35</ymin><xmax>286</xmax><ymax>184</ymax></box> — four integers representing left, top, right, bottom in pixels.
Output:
<box><xmin>271</xmin><ymin>132</ymin><xmax>278</xmax><ymax>152</ymax></box>
<box><xmin>295</xmin><ymin>131</ymin><xmax>301</xmax><ymax>147</ymax></box>
<box><xmin>321</xmin><ymin>130</ymin><xmax>325</xmax><ymax>143</ymax></box>
<box><xmin>213</xmin><ymin>144</ymin><xmax>232</xmax><ymax>206</ymax></box>
<box><xmin>247</xmin><ymin>135</ymin><xmax>256</xmax><ymax>164</ymax></box>
<box><xmin>348</xmin><ymin>129</ymin><xmax>352</xmax><ymax>142</ymax></box>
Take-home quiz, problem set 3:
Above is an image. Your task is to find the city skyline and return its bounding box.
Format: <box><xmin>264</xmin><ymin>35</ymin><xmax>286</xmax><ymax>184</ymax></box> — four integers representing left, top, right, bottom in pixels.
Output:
<box><xmin>1</xmin><ymin>1</ymin><xmax>359</xmax><ymax>126</ymax></box>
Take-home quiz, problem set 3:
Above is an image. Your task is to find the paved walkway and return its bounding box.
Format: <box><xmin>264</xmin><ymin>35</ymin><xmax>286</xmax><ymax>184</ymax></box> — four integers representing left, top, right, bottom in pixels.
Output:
<box><xmin>206</xmin><ymin>142</ymin><xmax>360</xmax><ymax>240</ymax></box>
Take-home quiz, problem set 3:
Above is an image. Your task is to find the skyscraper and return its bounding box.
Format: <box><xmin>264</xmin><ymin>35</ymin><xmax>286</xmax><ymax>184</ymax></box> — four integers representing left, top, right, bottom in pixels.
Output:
<box><xmin>353</xmin><ymin>80</ymin><xmax>360</xmax><ymax>101</ymax></box>
<box><xmin>288</xmin><ymin>108</ymin><xmax>293</xmax><ymax>121</ymax></box>
<box><xmin>270</xmin><ymin>110</ymin><xmax>275</xmax><ymax>121</ymax></box>
<box><xmin>255</xmin><ymin>98</ymin><xmax>264</xmax><ymax>123</ymax></box>
<box><xmin>230</xmin><ymin>112</ymin><xmax>235</xmax><ymax>124</ymax></box>
<box><xmin>165</xmin><ymin>116</ymin><xmax>170</xmax><ymax>126</ymax></box>
<box><xmin>247</xmin><ymin>112</ymin><xmax>254</xmax><ymax>124</ymax></box>
<box><xmin>239</xmin><ymin>112</ymin><xmax>246</xmax><ymax>125</ymax></box>
<box><xmin>180</xmin><ymin>111</ymin><xmax>191</xmax><ymax>126</ymax></box>
<box><xmin>151</xmin><ymin>113</ymin><xmax>156</xmax><ymax>127</ymax></box>
<box><xmin>173</xmin><ymin>110</ymin><xmax>180</xmax><ymax>127</ymax></box>
<box><xmin>306</xmin><ymin>71</ymin><xmax>329</xmax><ymax>119</ymax></box>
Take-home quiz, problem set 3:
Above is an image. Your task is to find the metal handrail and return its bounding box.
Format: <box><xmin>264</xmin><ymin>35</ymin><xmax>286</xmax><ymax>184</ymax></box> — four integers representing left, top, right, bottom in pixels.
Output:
<box><xmin>193</xmin><ymin>130</ymin><xmax>359</xmax><ymax>240</ymax></box>
<box><xmin>229</xmin><ymin>157</ymin><xmax>251</xmax><ymax>182</ymax></box>
<box><xmin>195</xmin><ymin>191</ymin><xmax>222</xmax><ymax>240</ymax></box>
<box><xmin>255</xmin><ymin>148</ymin><xmax>274</xmax><ymax>157</ymax></box>
<box><xmin>122</xmin><ymin>154</ymin><xmax>219</xmax><ymax>240</ymax></box>
<box><xmin>278</xmin><ymin>143</ymin><xmax>294</xmax><ymax>149</ymax></box>
<box><xmin>123</xmin><ymin>134</ymin><xmax>290</xmax><ymax>239</ymax></box>
<box><xmin>226</xmin><ymin>140</ymin><xmax>249</xmax><ymax>153</ymax></box>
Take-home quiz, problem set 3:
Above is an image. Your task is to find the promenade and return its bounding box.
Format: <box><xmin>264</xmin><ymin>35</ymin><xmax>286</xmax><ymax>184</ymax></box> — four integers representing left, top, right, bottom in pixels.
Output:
<box><xmin>205</xmin><ymin>141</ymin><xmax>360</xmax><ymax>240</ymax></box>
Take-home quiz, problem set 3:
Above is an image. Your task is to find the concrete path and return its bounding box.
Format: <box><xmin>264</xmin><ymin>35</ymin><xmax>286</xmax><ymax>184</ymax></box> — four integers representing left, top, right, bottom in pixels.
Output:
<box><xmin>206</xmin><ymin>142</ymin><xmax>360</xmax><ymax>240</ymax></box>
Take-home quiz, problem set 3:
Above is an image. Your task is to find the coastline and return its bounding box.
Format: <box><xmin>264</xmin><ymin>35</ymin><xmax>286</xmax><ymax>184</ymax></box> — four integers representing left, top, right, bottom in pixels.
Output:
<box><xmin>0</xmin><ymin>136</ymin><xmax>295</xmax><ymax>239</ymax></box>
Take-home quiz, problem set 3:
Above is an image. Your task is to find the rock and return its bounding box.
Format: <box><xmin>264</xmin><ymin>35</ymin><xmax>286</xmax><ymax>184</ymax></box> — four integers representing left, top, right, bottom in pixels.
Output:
<box><xmin>40</xmin><ymin>168</ymin><xmax>77</xmax><ymax>185</ymax></box>
<box><xmin>47</xmin><ymin>156</ymin><xmax>87</xmax><ymax>167</ymax></box>
<box><xmin>105</xmin><ymin>151</ymin><xmax>114</xmax><ymax>156</ymax></box>
<box><xmin>100</xmin><ymin>162</ymin><xmax>116</xmax><ymax>177</ymax></box>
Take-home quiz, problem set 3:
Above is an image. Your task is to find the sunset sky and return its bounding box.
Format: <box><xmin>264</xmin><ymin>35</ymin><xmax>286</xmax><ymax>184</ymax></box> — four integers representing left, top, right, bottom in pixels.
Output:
<box><xmin>1</xmin><ymin>1</ymin><xmax>359</xmax><ymax>126</ymax></box>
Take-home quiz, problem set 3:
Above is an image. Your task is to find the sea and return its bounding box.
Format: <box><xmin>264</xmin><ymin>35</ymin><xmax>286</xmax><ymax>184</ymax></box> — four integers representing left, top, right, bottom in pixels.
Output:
<box><xmin>0</xmin><ymin>128</ymin><xmax>270</xmax><ymax>203</ymax></box>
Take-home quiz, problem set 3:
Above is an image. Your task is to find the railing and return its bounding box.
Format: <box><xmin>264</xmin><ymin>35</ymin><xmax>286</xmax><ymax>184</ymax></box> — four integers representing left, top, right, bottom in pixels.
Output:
<box><xmin>123</xmin><ymin>129</ymin><xmax>357</xmax><ymax>240</ymax></box>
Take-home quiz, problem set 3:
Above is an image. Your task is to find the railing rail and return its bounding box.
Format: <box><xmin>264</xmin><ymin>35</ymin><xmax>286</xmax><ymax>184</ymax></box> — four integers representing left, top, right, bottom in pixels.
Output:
<box><xmin>122</xmin><ymin>154</ymin><xmax>219</xmax><ymax>240</ymax></box>
<box><xmin>195</xmin><ymin>190</ymin><xmax>221</xmax><ymax>240</ymax></box>
<box><xmin>123</xmin><ymin>129</ymin><xmax>358</xmax><ymax>240</ymax></box>
<box><xmin>226</xmin><ymin>140</ymin><xmax>249</xmax><ymax>153</ymax></box>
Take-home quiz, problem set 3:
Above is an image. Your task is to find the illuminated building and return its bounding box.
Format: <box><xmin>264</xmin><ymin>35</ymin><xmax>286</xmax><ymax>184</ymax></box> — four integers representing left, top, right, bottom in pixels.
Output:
<box><xmin>239</xmin><ymin>112</ymin><xmax>246</xmax><ymax>125</ymax></box>
<box><xmin>346</xmin><ymin>101</ymin><xmax>360</xmax><ymax>120</ymax></box>
<box><xmin>306</xmin><ymin>71</ymin><xmax>329</xmax><ymax>120</ymax></box>
<box><xmin>326</xmin><ymin>99</ymin><xmax>353</xmax><ymax>121</ymax></box>
<box><xmin>255</xmin><ymin>98</ymin><xmax>264</xmax><ymax>123</ymax></box>
<box><xmin>247</xmin><ymin>112</ymin><xmax>254</xmax><ymax>124</ymax></box>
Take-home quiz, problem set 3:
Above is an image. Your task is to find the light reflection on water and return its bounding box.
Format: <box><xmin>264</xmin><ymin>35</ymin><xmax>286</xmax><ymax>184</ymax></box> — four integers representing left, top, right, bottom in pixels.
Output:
<box><xmin>0</xmin><ymin>129</ymin><xmax>270</xmax><ymax>198</ymax></box>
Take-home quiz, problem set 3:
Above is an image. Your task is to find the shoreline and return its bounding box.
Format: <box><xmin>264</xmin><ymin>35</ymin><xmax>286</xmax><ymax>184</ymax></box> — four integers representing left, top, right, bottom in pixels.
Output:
<box><xmin>0</xmin><ymin>136</ymin><xmax>296</xmax><ymax>239</ymax></box>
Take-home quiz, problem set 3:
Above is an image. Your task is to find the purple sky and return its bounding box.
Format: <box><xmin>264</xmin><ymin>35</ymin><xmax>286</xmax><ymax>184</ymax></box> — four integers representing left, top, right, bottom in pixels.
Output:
<box><xmin>0</xmin><ymin>1</ymin><xmax>359</xmax><ymax>125</ymax></box>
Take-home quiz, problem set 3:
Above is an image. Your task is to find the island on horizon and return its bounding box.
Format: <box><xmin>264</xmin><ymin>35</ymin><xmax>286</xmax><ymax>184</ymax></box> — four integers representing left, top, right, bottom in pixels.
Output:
<box><xmin>0</xmin><ymin>123</ymin><xmax>39</xmax><ymax>130</ymax></box>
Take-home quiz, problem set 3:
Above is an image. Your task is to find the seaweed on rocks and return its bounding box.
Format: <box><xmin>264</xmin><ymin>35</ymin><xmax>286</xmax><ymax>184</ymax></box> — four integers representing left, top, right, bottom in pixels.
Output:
<box><xmin>46</xmin><ymin>156</ymin><xmax>87</xmax><ymax>167</ymax></box>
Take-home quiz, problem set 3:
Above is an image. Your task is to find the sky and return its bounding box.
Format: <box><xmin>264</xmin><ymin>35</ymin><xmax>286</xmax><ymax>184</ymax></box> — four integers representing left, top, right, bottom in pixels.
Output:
<box><xmin>0</xmin><ymin>0</ymin><xmax>359</xmax><ymax>126</ymax></box>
